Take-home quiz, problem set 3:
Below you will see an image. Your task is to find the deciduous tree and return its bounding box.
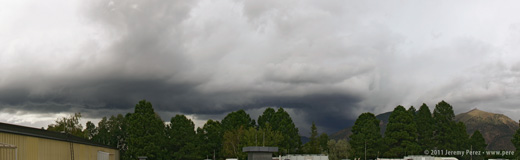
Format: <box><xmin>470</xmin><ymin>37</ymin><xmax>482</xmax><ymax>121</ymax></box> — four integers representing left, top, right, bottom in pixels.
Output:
<box><xmin>328</xmin><ymin>139</ymin><xmax>350</xmax><ymax>160</ymax></box>
<box><xmin>47</xmin><ymin>112</ymin><xmax>84</xmax><ymax>138</ymax></box>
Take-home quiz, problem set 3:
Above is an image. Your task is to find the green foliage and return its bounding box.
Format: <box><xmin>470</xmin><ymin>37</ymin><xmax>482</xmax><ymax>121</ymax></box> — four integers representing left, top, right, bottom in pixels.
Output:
<box><xmin>84</xmin><ymin>121</ymin><xmax>97</xmax><ymax>140</ymax></box>
<box><xmin>319</xmin><ymin>133</ymin><xmax>329</xmax><ymax>154</ymax></box>
<box><xmin>126</xmin><ymin>100</ymin><xmax>167</xmax><ymax>160</ymax></box>
<box><xmin>84</xmin><ymin>114</ymin><xmax>129</xmax><ymax>158</ymax></box>
<box><xmin>222</xmin><ymin>126</ymin><xmax>246</xmax><ymax>159</ymax></box>
<box><xmin>416</xmin><ymin>103</ymin><xmax>434</xmax><ymax>151</ymax></box>
<box><xmin>408</xmin><ymin>106</ymin><xmax>417</xmax><ymax>116</ymax></box>
<box><xmin>453</xmin><ymin>122</ymin><xmax>469</xmax><ymax>150</ymax></box>
<box><xmin>469</xmin><ymin>130</ymin><xmax>486</xmax><ymax>160</ymax></box>
<box><xmin>258</xmin><ymin>107</ymin><xmax>276</xmax><ymax>129</ymax></box>
<box><xmin>257</xmin><ymin>107</ymin><xmax>301</xmax><ymax>154</ymax></box>
<box><xmin>349</xmin><ymin>112</ymin><xmax>382</xmax><ymax>159</ymax></box>
<box><xmin>327</xmin><ymin>139</ymin><xmax>350</xmax><ymax>160</ymax></box>
<box><xmin>166</xmin><ymin>114</ymin><xmax>200</xmax><ymax>160</ymax></box>
<box><xmin>221</xmin><ymin>109</ymin><xmax>255</xmax><ymax>131</ymax></box>
<box><xmin>276</xmin><ymin>108</ymin><xmax>302</xmax><ymax>154</ymax></box>
<box><xmin>222</xmin><ymin>124</ymin><xmax>284</xmax><ymax>160</ymax></box>
<box><xmin>433</xmin><ymin>100</ymin><xmax>457</xmax><ymax>150</ymax></box>
<box><xmin>512</xmin><ymin>122</ymin><xmax>520</xmax><ymax>159</ymax></box>
<box><xmin>244</xmin><ymin>123</ymin><xmax>284</xmax><ymax>147</ymax></box>
<box><xmin>47</xmin><ymin>112</ymin><xmax>85</xmax><ymax>138</ymax></box>
<box><xmin>383</xmin><ymin>105</ymin><xmax>421</xmax><ymax>157</ymax></box>
<box><xmin>469</xmin><ymin>130</ymin><xmax>487</xmax><ymax>151</ymax></box>
<box><xmin>431</xmin><ymin>100</ymin><xmax>470</xmax><ymax>158</ymax></box>
<box><xmin>198</xmin><ymin>119</ymin><xmax>223</xmax><ymax>160</ymax></box>
<box><xmin>305</xmin><ymin>122</ymin><xmax>320</xmax><ymax>154</ymax></box>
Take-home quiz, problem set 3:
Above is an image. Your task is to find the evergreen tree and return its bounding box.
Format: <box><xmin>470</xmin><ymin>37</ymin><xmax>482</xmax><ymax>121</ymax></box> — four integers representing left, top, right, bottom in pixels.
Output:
<box><xmin>319</xmin><ymin>133</ymin><xmax>329</xmax><ymax>154</ymax></box>
<box><xmin>383</xmin><ymin>105</ymin><xmax>420</xmax><ymax>157</ymax></box>
<box><xmin>257</xmin><ymin>107</ymin><xmax>301</xmax><ymax>154</ymax></box>
<box><xmin>416</xmin><ymin>104</ymin><xmax>434</xmax><ymax>151</ymax></box>
<box><xmin>453</xmin><ymin>122</ymin><xmax>469</xmax><ymax>150</ymax></box>
<box><xmin>408</xmin><ymin>106</ymin><xmax>417</xmax><ymax>117</ymax></box>
<box><xmin>469</xmin><ymin>130</ymin><xmax>487</xmax><ymax>160</ymax></box>
<box><xmin>349</xmin><ymin>112</ymin><xmax>383</xmax><ymax>160</ymax></box>
<box><xmin>198</xmin><ymin>119</ymin><xmax>223</xmax><ymax>160</ymax></box>
<box><xmin>275</xmin><ymin>108</ymin><xmax>301</xmax><ymax>154</ymax></box>
<box><xmin>221</xmin><ymin>109</ymin><xmax>255</xmax><ymax>131</ymax></box>
<box><xmin>433</xmin><ymin>101</ymin><xmax>457</xmax><ymax>150</ymax></box>
<box><xmin>511</xmin><ymin>121</ymin><xmax>520</xmax><ymax>159</ymax></box>
<box><xmin>258</xmin><ymin>107</ymin><xmax>277</xmax><ymax>129</ymax></box>
<box><xmin>307</xmin><ymin>122</ymin><xmax>320</xmax><ymax>154</ymax></box>
<box><xmin>469</xmin><ymin>130</ymin><xmax>486</xmax><ymax>151</ymax></box>
<box><xmin>126</xmin><ymin>100</ymin><xmax>167</xmax><ymax>160</ymax></box>
<box><xmin>166</xmin><ymin>114</ymin><xmax>199</xmax><ymax>160</ymax></box>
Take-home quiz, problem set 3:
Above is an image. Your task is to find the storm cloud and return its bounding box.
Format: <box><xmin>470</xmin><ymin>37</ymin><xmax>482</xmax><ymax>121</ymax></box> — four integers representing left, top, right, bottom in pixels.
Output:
<box><xmin>2</xmin><ymin>0</ymin><xmax>520</xmax><ymax>134</ymax></box>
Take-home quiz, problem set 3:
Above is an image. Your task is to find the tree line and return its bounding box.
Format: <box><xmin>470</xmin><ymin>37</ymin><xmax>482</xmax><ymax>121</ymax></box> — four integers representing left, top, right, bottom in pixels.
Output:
<box><xmin>349</xmin><ymin>101</ymin><xmax>487</xmax><ymax>160</ymax></box>
<box><xmin>47</xmin><ymin>100</ymin><xmax>520</xmax><ymax>160</ymax></box>
<box><xmin>46</xmin><ymin>100</ymin><xmax>349</xmax><ymax>160</ymax></box>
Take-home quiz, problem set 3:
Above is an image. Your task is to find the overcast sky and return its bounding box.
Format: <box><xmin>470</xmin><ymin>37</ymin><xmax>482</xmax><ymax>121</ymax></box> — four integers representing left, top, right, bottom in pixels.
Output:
<box><xmin>2</xmin><ymin>0</ymin><xmax>520</xmax><ymax>135</ymax></box>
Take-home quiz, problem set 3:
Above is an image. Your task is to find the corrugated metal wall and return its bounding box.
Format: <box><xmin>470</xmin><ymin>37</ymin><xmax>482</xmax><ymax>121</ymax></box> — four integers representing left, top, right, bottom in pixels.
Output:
<box><xmin>0</xmin><ymin>132</ymin><xmax>119</xmax><ymax>160</ymax></box>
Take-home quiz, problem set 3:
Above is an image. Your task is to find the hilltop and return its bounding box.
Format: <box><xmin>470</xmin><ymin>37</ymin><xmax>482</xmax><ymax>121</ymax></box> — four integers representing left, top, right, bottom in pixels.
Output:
<box><xmin>454</xmin><ymin>108</ymin><xmax>519</xmax><ymax>150</ymax></box>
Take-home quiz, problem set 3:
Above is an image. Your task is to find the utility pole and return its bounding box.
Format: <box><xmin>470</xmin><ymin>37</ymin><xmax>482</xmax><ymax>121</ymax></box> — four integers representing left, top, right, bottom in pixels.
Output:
<box><xmin>470</xmin><ymin>145</ymin><xmax>472</xmax><ymax>160</ymax></box>
<box><xmin>365</xmin><ymin>140</ymin><xmax>367</xmax><ymax>160</ymax></box>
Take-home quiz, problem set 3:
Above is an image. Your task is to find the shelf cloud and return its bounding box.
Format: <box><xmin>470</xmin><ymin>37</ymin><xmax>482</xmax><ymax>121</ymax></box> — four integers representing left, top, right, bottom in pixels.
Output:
<box><xmin>2</xmin><ymin>0</ymin><xmax>520</xmax><ymax>134</ymax></box>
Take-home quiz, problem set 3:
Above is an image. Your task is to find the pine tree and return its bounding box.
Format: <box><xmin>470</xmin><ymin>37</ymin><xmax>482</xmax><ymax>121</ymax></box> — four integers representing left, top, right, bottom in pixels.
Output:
<box><xmin>275</xmin><ymin>108</ymin><xmax>301</xmax><ymax>154</ymax></box>
<box><xmin>453</xmin><ymin>122</ymin><xmax>469</xmax><ymax>150</ymax></box>
<box><xmin>308</xmin><ymin>122</ymin><xmax>320</xmax><ymax>154</ymax></box>
<box><xmin>416</xmin><ymin>103</ymin><xmax>434</xmax><ymax>151</ymax></box>
<box><xmin>349</xmin><ymin>112</ymin><xmax>383</xmax><ymax>160</ymax></box>
<box><xmin>433</xmin><ymin>101</ymin><xmax>457</xmax><ymax>150</ymax></box>
<box><xmin>258</xmin><ymin>107</ymin><xmax>276</xmax><ymax>129</ymax></box>
<box><xmin>198</xmin><ymin>119</ymin><xmax>223</xmax><ymax>160</ymax></box>
<box><xmin>319</xmin><ymin>133</ymin><xmax>329</xmax><ymax>153</ymax></box>
<box><xmin>469</xmin><ymin>130</ymin><xmax>487</xmax><ymax>160</ymax></box>
<box><xmin>167</xmin><ymin>114</ymin><xmax>199</xmax><ymax>160</ymax></box>
<box><xmin>126</xmin><ymin>100</ymin><xmax>167</xmax><ymax>160</ymax></box>
<box><xmin>221</xmin><ymin>109</ymin><xmax>255</xmax><ymax>131</ymax></box>
<box><xmin>408</xmin><ymin>106</ymin><xmax>417</xmax><ymax>116</ymax></box>
<box><xmin>383</xmin><ymin>105</ymin><xmax>420</xmax><ymax>157</ymax></box>
<box><xmin>258</xmin><ymin>107</ymin><xmax>301</xmax><ymax>154</ymax></box>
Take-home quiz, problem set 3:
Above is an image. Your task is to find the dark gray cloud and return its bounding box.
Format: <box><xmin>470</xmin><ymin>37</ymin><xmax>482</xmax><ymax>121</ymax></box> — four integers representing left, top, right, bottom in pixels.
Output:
<box><xmin>2</xmin><ymin>0</ymin><xmax>520</xmax><ymax>135</ymax></box>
